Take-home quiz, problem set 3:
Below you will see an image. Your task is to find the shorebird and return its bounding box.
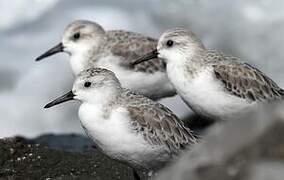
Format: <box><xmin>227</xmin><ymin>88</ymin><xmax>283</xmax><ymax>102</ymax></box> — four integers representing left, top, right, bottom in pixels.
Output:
<box><xmin>132</xmin><ymin>28</ymin><xmax>284</xmax><ymax>121</ymax></box>
<box><xmin>44</xmin><ymin>67</ymin><xmax>196</xmax><ymax>179</ymax></box>
<box><xmin>36</xmin><ymin>20</ymin><xmax>176</xmax><ymax>100</ymax></box>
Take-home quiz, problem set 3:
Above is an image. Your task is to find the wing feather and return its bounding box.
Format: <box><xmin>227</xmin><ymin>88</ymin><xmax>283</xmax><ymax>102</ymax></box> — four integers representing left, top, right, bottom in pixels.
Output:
<box><xmin>212</xmin><ymin>56</ymin><xmax>284</xmax><ymax>102</ymax></box>
<box><xmin>107</xmin><ymin>30</ymin><xmax>165</xmax><ymax>73</ymax></box>
<box><xmin>125</xmin><ymin>92</ymin><xmax>197</xmax><ymax>154</ymax></box>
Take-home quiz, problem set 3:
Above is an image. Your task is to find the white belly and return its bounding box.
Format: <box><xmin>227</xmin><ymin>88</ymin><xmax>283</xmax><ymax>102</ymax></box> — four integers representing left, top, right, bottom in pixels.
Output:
<box><xmin>94</xmin><ymin>56</ymin><xmax>175</xmax><ymax>100</ymax></box>
<box><xmin>168</xmin><ymin>65</ymin><xmax>255</xmax><ymax>121</ymax></box>
<box><xmin>78</xmin><ymin>103</ymin><xmax>170</xmax><ymax>170</ymax></box>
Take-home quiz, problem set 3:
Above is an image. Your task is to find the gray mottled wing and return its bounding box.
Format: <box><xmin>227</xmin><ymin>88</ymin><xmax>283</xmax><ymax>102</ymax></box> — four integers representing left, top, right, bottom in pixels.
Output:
<box><xmin>107</xmin><ymin>30</ymin><xmax>165</xmax><ymax>73</ymax></box>
<box><xmin>125</xmin><ymin>92</ymin><xmax>196</xmax><ymax>154</ymax></box>
<box><xmin>212</xmin><ymin>58</ymin><xmax>284</xmax><ymax>102</ymax></box>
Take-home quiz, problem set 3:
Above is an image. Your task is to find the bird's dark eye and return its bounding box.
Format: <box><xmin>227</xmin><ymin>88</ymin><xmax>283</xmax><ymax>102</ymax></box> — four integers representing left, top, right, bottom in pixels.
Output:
<box><xmin>166</xmin><ymin>40</ymin><xmax>174</xmax><ymax>47</ymax></box>
<box><xmin>73</xmin><ymin>33</ymin><xmax>80</xmax><ymax>40</ymax></box>
<box><xmin>84</xmin><ymin>81</ymin><xmax>91</xmax><ymax>88</ymax></box>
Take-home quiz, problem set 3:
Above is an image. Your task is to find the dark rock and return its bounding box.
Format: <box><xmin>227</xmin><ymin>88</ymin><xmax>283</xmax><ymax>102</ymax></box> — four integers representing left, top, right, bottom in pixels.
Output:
<box><xmin>156</xmin><ymin>103</ymin><xmax>284</xmax><ymax>180</ymax></box>
<box><xmin>0</xmin><ymin>136</ymin><xmax>135</xmax><ymax>180</ymax></box>
<box><xmin>26</xmin><ymin>134</ymin><xmax>94</xmax><ymax>152</ymax></box>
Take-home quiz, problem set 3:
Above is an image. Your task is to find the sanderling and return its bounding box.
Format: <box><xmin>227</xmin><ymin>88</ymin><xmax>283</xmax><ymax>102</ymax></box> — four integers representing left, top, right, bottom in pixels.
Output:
<box><xmin>36</xmin><ymin>20</ymin><xmax>176</xmax><ymax>100</ymax></box>
<box><xmin>44</xmin><ymin>67</ymin><xmax>196</xmax><ymax>178</ymax></box>
<box><xmin>132</xmin><ymin>28</ymin><xmax>284</xmax><ymax>121</ymax></box>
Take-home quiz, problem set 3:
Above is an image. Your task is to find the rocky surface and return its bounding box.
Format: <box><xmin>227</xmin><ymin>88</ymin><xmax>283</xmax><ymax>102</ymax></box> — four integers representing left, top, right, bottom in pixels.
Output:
<box><xmin>0</xmin><ymin>136</ymin><xmax>135</xmax><ymax>180</ymax></box>
<box><xmin>0</xmin><ymin>114</ymin><xmax>211</xmax><ymax>180</ymax></box>
<box><xmin>156</xmin><ymin>103</ymin><xmax>284</xmax><ymax>180</ymax></box>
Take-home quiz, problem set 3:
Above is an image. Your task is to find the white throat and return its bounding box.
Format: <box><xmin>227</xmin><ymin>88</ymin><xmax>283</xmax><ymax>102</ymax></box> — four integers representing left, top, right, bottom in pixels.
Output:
<box><xmin>81</xmin><ymin>86</ymin><xmax>120</xmax><ymax>107</ymax></box>
<box><xmin>70</xmin><ymin>50</ymin><xmax>91</xmax><ymax>75</ymax></box>
<box><xmin>162</xmin><ymin>50</ymin><xmax>188</xmax><ymax>77</ymax></box>
<box><xmin>67</xmin><ymin>40</ymin><xmax>102</xmax><ymax>75</ymax></box>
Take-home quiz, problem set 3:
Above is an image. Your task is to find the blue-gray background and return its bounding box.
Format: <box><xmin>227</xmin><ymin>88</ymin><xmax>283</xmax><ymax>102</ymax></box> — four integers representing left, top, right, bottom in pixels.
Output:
<box><xmin>1</xmin><ymin>0</ymin><xmax>284</xmax><ymax>137</ymax></box>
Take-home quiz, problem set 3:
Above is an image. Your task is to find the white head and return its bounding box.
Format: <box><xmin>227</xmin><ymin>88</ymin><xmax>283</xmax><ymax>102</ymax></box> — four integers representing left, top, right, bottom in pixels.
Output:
<box><xmin>44</xmin><ymin>68</ymin><xmax>122</xmax><ymax>108</ymax></box>
<box><xmin>132</xmin><ymin>28</ymin><xmax>205</xmax><ymax>65</ymax></box>
<box><xmin>157</xmin><ymin>28</ymin><xmax>205</xmax><ymax>63</ymax></box>
<box><xmin>62</xmin><ymin>20</ymin><xmax>105</xmax><ymax>56</ymax></box>
<box><xmin>36</xmin><ymin>20</ymin><xmax>106</xmax><ymax>61</ymax></box>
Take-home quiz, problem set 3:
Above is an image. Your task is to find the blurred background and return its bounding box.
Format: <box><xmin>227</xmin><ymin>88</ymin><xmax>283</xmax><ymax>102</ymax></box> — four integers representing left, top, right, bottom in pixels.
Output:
<box><xmin>1</xmin><ymin>0</ymin><xmax>284</xmax><ymax>138</ymax></box>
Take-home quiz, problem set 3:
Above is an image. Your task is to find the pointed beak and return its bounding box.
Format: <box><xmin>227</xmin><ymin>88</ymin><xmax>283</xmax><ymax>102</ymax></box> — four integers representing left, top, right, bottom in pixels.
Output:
<box><xmin>131</xmin><ymin>49</ymin><xmax>159</xmax><ymax>65</ymax></box>
<box><xmin>44</xmin><ymin>90</ymin><xmax>75</xmax><ymax>108</ymax></box>
<box><xmin>35</xmin><ymin>42</ymin><xmax>64</xmax><ymax>61</ymax></box>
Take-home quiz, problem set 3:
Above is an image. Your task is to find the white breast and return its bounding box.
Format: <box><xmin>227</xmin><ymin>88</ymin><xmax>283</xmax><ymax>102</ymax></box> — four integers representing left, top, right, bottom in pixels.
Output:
<box><xmin>78</xmin><ymin>103</ymin><xmax>170</xmax><ymax>170</ymax></box>
<box><xmin>95</xmin><ymin>55</ymin><xmax>175</xmax><ymax>100</ymax></box>
<box><xmin>167</xmin><ymin>64</ymin><xmax>255</xmax><ymax>121</ymax></box>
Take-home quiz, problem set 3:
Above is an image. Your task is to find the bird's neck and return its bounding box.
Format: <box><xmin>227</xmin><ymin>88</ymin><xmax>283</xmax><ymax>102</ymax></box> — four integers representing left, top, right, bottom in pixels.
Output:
<box><xmin>70</xmin><ymin>38</ymin><xmax>106</xmax><ymax>75</ymax></box>
<box><xmin>167</xmin><ymin>48</ymin><xmax>206</xmax><ymax>80</ymax></box>
<box><xmin>70</xmin><ymin>51</ymin><xmax>90</xmax><ymax>75</ymax></box>
<box><xmin>79</xmin><ymin>87</ymin><xmax>125</xmax><ymax>125</ymax></box>
<box><xmin>84</xmin><ymin>86</ymin><xmax>123</xmax><ymax>108</ymax></box>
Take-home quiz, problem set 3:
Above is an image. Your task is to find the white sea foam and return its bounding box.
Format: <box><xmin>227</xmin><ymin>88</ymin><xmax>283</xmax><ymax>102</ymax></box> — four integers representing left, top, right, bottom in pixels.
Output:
<box><xmin>0</xmin><ymin>0</ymin><xmax>58</xmax><ymax>30</ymax></box>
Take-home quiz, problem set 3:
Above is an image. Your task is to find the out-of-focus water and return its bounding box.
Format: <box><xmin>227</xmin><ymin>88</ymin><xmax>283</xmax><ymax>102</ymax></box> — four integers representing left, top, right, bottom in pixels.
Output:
<box><xmin>0</xmin><ymin>0</ymin><xmax>284</xmax><ymax>137</ymax></box>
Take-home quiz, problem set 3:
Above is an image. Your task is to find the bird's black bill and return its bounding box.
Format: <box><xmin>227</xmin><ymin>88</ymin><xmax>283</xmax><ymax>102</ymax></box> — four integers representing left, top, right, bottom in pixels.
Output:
<box><xmin>35</xmin><ymin>42</ymin><xmax>64</xmax><ymax>61</ymax></box>
<box><xmin>131</xmin><ymin>49</ymin><xmax>158</xmax><ymax>65</ymax></box>
<box><xmin>44</xmin><ymin>91</ymin><xmax>75</xmax><ymax>108</ymax></box>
